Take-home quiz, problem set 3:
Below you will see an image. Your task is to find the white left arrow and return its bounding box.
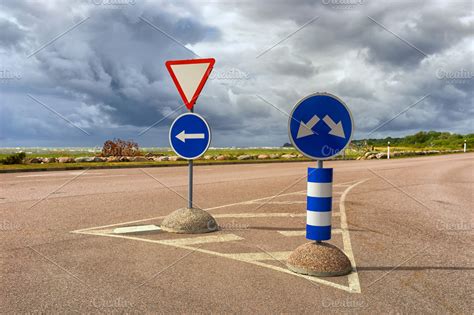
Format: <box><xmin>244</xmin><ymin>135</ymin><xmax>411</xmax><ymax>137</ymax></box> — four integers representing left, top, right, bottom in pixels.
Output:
<box><xmin>176</xmin><ymin>130</ymin><xmax>205</xmax><ymax>143</ymax></box>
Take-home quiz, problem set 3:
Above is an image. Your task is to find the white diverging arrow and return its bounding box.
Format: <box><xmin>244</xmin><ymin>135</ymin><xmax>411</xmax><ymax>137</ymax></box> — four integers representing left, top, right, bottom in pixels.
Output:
<box><xmin>296</xmin><ymin>115</ymin><xmax>320</xmax><ymax>139</ymax></box>
<box><xmin>176</xmin><ymin>130</ymin><xmax>205</xmax><ymax>143</ymax></box>
<box><xmin>322</xmin><ymin>115</ymin><xmax>345</xmax><ymax>139</ymax></box>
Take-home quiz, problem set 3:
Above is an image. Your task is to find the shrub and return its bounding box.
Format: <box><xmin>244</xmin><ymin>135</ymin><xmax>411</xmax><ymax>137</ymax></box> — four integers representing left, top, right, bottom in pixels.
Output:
<box><xmin>101</xmin><ymin>138</ymin><xmax>141</xmax><ymax>157</ymax></box>
<box><xmin>1</xmin><ymin>152</ymin><xmax>26</xmax><ymax>164</ymax></box>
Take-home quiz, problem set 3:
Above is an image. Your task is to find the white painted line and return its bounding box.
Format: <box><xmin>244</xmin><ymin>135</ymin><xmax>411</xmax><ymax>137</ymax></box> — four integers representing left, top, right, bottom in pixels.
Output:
<box><xmin>339</xmin><ymin>179</ymin><xmax>369</xmax><ymax>293</ymax></box>
<box><xmin>277</xmin><ymin>230</ymin><xmax>305</xmax><ymax>237</ymax></box>
<box><xmin>223</xmin><ymin>251</ymin><xmax>292</xmax><ymax>261</ymax></box>
<box><xmin>73</xmin><ymin>180</ymin><xmax>360</xmax><ymax>233</ymax></box>
<box><xmin>72</xmin><ymin>178</ymin><xmax>369</xmax><ymax>294</ymax></box>
<box><xmin>307</xmin><ymin>182</ymin><xmax>332</xmax><ymax>198</ymax></box>
<box><xmin>307</xmin><ymin>211</ymin><xmax>332</xmax><ymax>226</ymax></box>
<box><xmin>204</xmin><ymin>190</ymin><xmax>307</xmax><ymax>211</ymax></box>
<box><xmin>11</xmin><ymin>174</ymin><xmax>127</xmax><ymax>184</ymax></box>
<box><xmin>85</xmin><ymin>175</ymin><xmax>128</xmax><ymax>179</ymax></box>
<box><xmin>79</xmin><ymin>231</ymin><xmax>353</xmax><ymax>293</ymax></box>
<box><xmin>213</xmin><ymin>212</ymin><xmax>305</xmax><ymax>219</ymax></box>
<box><xmin>113</xmin><ymin>225</ymin><xmax>161</xmax><ymax>234</ymax></box>
<box><xmin>17</xmin><ymin>171</ymin><xmax>99</xmax><ymax>178</ymax></box>
<box><xmin>278</xmin><ymin>229</ymin><xmax>342</xmax><ymax>237</ymax></box>
<box><xmin>249</xmin><ymin>201</ymin><xmax>306</xmax><ymax>205</ymax></box>
<box><xmin>159</xmin><ymin>234</ymin><xmax>243</xmax><ymax>246</ymax></box>
<box><xmin>71</xmin><ymin>212</ymin><xmax>307</xmax><ymax>234</ymax></box>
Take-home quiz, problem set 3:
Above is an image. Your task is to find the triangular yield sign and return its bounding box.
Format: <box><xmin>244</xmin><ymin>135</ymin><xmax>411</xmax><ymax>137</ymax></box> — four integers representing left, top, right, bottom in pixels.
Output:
<box><xmin>165</xmin><ymin>58</ymin><xmax>215</xmax><ymax>110</ymax></box>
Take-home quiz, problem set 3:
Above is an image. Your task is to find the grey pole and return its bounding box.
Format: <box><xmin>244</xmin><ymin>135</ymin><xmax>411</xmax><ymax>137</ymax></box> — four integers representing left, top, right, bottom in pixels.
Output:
<box><xmin>188</xmin><ymin>107</ymin><xmax>194</xmax><ymax>209</ymax></box>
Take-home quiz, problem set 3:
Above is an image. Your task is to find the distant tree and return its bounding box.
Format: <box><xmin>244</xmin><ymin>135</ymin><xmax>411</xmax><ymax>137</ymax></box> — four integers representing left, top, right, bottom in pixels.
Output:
<box><xmin>102</xmin><ymin>139</ymin><xmax>141</xmax><ymax>156</ymax></box>
<box><xmin>1</xmin><ymin>152</ymin><xmax>26</xmax><ymax>164</ymax></box>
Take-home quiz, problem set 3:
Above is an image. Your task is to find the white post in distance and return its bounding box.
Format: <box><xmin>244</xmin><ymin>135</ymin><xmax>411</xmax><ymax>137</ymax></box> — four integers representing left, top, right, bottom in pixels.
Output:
<box><xmin>387</xmin><ymin>141</ymin><xmax>390</xmax><ymax>160</ymax></box>
<box><xmin>464</xmin><ymin>140</ymin><xmax>467</xmax><ymax>153</ymax></box>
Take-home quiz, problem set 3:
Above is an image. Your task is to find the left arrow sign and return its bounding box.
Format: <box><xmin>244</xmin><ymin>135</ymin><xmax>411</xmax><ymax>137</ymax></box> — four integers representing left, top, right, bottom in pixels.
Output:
<box><xmin>176</xmin><ymin>130</ymin><xmax>205</xmax><ymax>143</ymax></box>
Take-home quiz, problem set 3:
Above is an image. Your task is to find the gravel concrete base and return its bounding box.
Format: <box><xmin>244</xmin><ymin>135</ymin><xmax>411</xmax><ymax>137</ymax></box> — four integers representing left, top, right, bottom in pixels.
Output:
<box><xmin>287</xmin><ymin>241</ymin><xmax>352</xmax><ymax>277</ymax></box>
<box><xmin>160</xmin><ymin>207</ymin><xmax>218</xmax><ymax>234</ymax></box>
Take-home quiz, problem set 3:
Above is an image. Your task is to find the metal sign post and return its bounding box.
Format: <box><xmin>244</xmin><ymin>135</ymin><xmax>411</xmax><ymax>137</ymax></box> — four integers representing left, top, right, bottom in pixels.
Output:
<box><xmin>161</xmin><ymin>58</ymin><xmax>217</xmax><ymax>234</ymax></box>
<box><xmin>287</xmin><ymin>92</ymin><xmax>354</xmax><ymax>277</ymax></box>
<box><xmin>169</xmin><ymin>112</ymin><xmax>211</xmax><ymax>195</ymax></box>
<box><xmin>188</xmin><ymin>107</ymin><xmax>194</xmax><ymax>209</ymax></box>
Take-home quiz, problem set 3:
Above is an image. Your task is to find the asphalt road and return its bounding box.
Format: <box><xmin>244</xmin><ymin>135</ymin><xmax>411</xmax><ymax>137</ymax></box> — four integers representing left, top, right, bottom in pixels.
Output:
<box><xmin>1</xmin><ymin>153</ymin><xmax>473</xmax><ymax>313</ymax></box>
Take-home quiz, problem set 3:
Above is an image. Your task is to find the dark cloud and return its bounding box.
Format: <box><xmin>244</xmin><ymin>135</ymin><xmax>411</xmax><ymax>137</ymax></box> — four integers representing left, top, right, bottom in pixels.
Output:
<box><xmin>0</xmin><ymin>0</ymin><xmax>472</xmax><ymax>147</ymax></box>
<box><xmin>0</xmin><ymin>19</ymin><xmax>25</xmax><ymax>48</ymax></box>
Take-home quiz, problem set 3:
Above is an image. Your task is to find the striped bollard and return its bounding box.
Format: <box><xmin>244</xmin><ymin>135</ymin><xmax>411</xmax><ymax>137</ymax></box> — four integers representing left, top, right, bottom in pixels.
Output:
<box><xmin>287</xmin><ymin>163</ymin><xmax>352</xmax><ymax>277</ymax></box>
<box><xmin>306</xmin><ymin>167</ymin><xmax>333</xmax><ymax>241</ymax></box>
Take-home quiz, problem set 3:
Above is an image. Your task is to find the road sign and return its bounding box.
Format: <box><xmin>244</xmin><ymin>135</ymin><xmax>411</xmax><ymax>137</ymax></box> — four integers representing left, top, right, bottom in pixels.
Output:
<box><xmin>288</xmin><ymin>92</ymin><xmax>353</xmax><ymax>160</ymax></box>
<box><xmin>169</xmin><ymin>113</ymin><xmax>211</xmax><ymax>160</ymax></box>
<box><xmin>165</xmin><ymin>58</ymin><xmax>215</xmax><ymax>110</ymax></box>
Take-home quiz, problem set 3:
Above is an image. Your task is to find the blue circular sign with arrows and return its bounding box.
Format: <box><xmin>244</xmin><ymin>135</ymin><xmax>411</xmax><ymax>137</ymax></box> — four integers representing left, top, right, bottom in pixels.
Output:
<box><xmin>288</xmin><ymin>93</ymin><xmax>353</xmax><ymax>160</ymax></box>
<box><xmin>169</xmin><ymin>113</ymin><xmax>211</xmax><ymax>160</ymax></box>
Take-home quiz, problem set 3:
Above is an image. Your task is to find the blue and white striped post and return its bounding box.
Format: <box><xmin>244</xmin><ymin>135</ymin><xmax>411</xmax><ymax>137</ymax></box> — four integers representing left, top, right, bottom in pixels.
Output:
<box><xmin>306</xmin><ymin>167</ymin><xmax>333</xmax><ymax>241</ymax></box>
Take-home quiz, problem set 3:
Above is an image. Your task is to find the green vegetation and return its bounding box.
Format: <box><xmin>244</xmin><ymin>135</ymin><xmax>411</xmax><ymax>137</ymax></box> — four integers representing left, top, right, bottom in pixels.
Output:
<box><xmin>0</xmin><ymin>131</ymin><xmax>470</xmax><ymax>171</ymax></box>
<box><xmin>356</xmin><ymin>131</ymin><xmax>473</xmax><ymax>150</ymax></box>
<box><xmin>0</xmin><ymin>152</ymin><xmax>26</xmax><ymax>164</ymax></box>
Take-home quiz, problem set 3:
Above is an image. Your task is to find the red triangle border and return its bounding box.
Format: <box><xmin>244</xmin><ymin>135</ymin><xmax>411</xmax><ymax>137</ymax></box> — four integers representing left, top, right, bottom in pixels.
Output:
<box><xmin>165</xmin><ymin>58</ymin><xmax>215</xmax><ymax>110</ymax></box>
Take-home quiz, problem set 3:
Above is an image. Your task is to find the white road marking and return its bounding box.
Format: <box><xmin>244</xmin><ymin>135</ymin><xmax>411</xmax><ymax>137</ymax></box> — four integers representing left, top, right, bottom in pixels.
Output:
<box><xmin>203</xmin><ymin>179</ymin><xmax>355</xmax><ymax>212</ymax></box>
<box><xmin>339</xmin><ymin>179</ymin><xmax>369</xmax><ymax>293</ymax></box>
<box><xmin>159</xmin><ymin>234</ymin><xmax>243</xmax><ymax>246</ymax></box>
<box><xmin>249</xmin><ymin>201</ymin><xmax>307</xmax><ymax>205</ymax></box>
<box><xmin>223</xmin><ymin>251</ymin><xmax>292</xmax><ymax>261</ymax></box>
<box><xmin>204</xmin><ymin>190</ymin><xmax>306</xmax><ymax>211</ymax></box>
<box><xmin>10</xmin><ymin>174</ymin><xmax>127</xmax><ymax>184</ymax></box>
<box><xmin>278</xmin><ymin>229</ymin><xmax>342</xmax><ymax>237</ymax></box>
<box><xmin>17</xmin><ymin>172</ymin><xmax>103</xmax><ymax>177</ymax></box>
<box><xmin>72</xmin><ymin>179</ymin><xmax>359</xmax><ymax>234</ymax></box>
<box><xmin>213</xmin><ymin>212</ymin><xmax>305</xmax><ymax>219</ymax></box>
<box><xmin>79</xmin><ymin>230</ymin><xmax>353</xmax><ymax>292</ymax></box>
<box><xmin>113</xmin><ymin>225</ymin><xmax>161</xmax><ymax>234</ymax></box>
<box><xmin>71</xmin><ymin>177</ymin><xmax>368</xmax><ymax>294</ymax></box>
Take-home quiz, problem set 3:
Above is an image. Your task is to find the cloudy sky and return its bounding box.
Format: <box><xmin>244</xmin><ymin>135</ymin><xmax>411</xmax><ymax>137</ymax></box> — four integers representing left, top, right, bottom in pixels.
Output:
<box><xmin>0</xmin><ymin>0</ymin><xmax>472</xmax><ymax>147</ymax></box>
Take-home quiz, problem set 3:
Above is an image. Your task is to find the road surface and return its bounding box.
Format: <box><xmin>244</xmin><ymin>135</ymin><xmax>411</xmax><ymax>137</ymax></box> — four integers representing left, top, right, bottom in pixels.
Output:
<box><xmin>1</xmin><ymin>153</ymin><xmax>473</xmax><ymax>313</ymax></box>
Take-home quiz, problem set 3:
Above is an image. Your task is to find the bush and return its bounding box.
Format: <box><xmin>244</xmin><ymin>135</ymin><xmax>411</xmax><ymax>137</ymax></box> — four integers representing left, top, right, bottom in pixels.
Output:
<box><xmin>1</xmin><ymin>152</ymin><xmax>26</xmax><ymax>164</ymax></box>
<box><xmin>101</xmin><ymin>138</ymin><xmax>141</xmax><ymax>157</ymax></box>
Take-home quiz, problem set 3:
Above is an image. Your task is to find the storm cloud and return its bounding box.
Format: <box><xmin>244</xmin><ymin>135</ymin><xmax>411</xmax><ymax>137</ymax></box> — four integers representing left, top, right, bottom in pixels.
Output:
<box><xmin>0</xmin><ymin>0</ymin><xmax>472</xmax><ymax>147</ymax></box>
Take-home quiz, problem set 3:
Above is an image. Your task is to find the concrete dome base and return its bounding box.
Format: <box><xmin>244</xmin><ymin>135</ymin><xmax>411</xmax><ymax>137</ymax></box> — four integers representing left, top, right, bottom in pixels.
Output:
<box><xmin>287</xmin><ymin>241</ymin><xmax>352</xmax><ymax>277</ymax></box>
<box><xmin>160</xmin><ymin>208</ymin><xmax>218</xmax><ymax>234</ymax></box>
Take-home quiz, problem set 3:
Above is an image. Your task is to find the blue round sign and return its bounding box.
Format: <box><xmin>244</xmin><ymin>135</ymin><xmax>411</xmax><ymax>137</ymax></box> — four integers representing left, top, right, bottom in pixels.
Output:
<box><xmin>288</xmin><ymin>93</ymin><xmax>353</xmax><ymax>160</ymax></box>
<box><xmin>169</xmin><ymin>113</ymin><xmax>211</xmax><ymax>160</ymax></box>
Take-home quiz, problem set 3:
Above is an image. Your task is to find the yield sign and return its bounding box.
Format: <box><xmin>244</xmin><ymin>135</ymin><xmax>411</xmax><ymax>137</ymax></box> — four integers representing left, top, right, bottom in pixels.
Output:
<box><xmin>165</xmin><ymin>58</ymin><xmax>215</xmax><ymax>110</ymax></box>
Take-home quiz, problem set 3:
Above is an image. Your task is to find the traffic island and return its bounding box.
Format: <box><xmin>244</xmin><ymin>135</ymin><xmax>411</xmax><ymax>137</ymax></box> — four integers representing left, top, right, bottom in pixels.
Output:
<box><xmin>287</xmin><ymin>241</ymin><xmax>352</xmax><ymax>277</ymax></box>
<box><xmin>160</xmin><ymin>207</ymin><xmax>218</xmax><ymax>234</ymax></box>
